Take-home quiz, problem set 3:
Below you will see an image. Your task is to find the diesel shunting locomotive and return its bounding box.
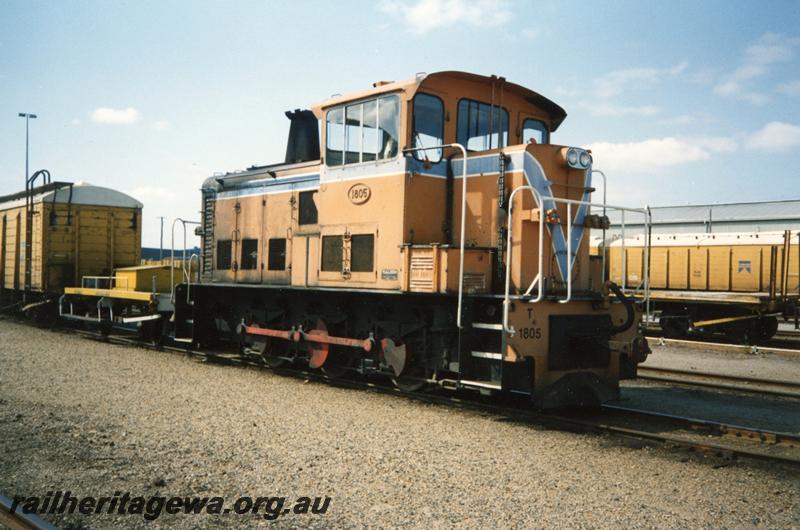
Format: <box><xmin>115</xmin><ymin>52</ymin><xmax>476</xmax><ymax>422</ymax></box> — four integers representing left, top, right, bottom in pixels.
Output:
<box><xmin>166</xmin><ymin>71</ymin><xmax>651</xmax><ymax>407</ymax></box>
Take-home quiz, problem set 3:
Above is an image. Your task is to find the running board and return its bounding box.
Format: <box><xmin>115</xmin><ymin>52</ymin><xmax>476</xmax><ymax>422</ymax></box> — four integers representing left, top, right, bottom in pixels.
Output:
<box><xmin>60</xmin><ymin>313</ymin><xmax>102</xmax><ymax>323</ymax></box>
<box><xmin>459</xmin><ymin>379</ymin><xmax>502</xmax><ymax>390</ymax></box>
<box><xmin>471</xmin><ymin>351</ymin><xmax>502</xmax><ymax>360</ymax></box>
<box><xmin>471</xmin><ymin>322</ymin><xmax>504</xmax><ymax>331</ymax></box>
<box><xmin>119</xmin><ymin>314</ymin><xmax>162</xmax><ymax>324</ymax></box>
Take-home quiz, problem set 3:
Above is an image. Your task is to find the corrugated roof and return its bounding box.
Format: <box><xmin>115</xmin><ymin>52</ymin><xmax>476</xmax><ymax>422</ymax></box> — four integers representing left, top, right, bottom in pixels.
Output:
<box><xmin>606</xmin><ymin>199</ymin><xmax>800</xmax><ymax>225</ymax></box>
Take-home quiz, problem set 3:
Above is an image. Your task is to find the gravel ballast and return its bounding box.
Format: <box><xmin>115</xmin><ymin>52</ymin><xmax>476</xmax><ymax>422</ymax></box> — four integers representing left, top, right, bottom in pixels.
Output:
<box><xmin>0</xmin><ymin>319</ymin><xmax>798</xmax><ymax>528</ymax></box>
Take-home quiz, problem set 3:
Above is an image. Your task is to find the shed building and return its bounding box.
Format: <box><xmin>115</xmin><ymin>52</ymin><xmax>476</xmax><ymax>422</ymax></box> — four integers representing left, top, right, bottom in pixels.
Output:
<box><xmin>605</xmin><ymin>199</ymin><xmax>800</xmax><ymax>235</ymax></box>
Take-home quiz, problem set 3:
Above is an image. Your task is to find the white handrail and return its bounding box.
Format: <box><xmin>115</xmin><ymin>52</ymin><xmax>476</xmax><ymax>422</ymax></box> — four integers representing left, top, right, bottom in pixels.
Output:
<box><xmin>503</xmin><ymin>185</ymin><xmax>545</xmax><ymax>335</ymax></box>
<box><xmin>171</xmin><ymin>218</ymin><xmax>201</xmax><ymax>302</ymax></box>
<box><xmin>502</xmin><ymin>186</ymin><xmax>651</xmax><ymax>333</ymax></box>
<box><xmin>185</xmin><ymin>253</ymin><xmax>200</xmax><ymax>303</ymax></box>
<box><xmin>81</xmin><ymin>275</ymin><xmax>129</xmax><ymax>290</ymax></box>
<box><xmin>643</xmin><ymin>205</ymin><xmax>652</xmax><ymax>322</ymax></box>
<box><xmin>403</xmin><ymin>143</ymin><xmax>468</xmax><ymax>328</ymax></box>
<box><xmin>621</xmin><ymin>210</ymin><xmax>626</xmax><ymax>290</ymax></box>
<box><xmin>591</xmin><ymin>169</ymin><xmax>608</xmax><ymax>283</ymax></box>
<box><xmin>560</xmin><ymin>202</ymin><xmax>573</xmax><ymax>304</ymax></box>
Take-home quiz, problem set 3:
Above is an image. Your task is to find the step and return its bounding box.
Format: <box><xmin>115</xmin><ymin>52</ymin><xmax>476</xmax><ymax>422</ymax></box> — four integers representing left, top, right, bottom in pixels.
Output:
<box><xmin>471</xmin><ymin>351</ymin><xmax>502</xmax><ymax>360</ymax></box>
<box><xmin>471</xmin><ymin>322</ymin><xmax>504</xmax><ymax>331</ymax></box>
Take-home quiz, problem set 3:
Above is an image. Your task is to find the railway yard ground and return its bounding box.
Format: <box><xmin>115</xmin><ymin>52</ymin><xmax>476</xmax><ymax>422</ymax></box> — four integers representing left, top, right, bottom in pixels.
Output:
<box><xmin>1</xmin><ymin>318</ymin><xmax>799</xmax><ymax>528</ymax></box>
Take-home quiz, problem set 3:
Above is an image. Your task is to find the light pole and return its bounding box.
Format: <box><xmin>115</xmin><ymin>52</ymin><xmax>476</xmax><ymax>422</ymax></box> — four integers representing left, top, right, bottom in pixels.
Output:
<box><xmin>158</xmin><ymin>216</ymin><xmax>166</xmax><ymax>260</ymax></box>
<box><xmin>18</xmin><ymin>113</ymin><xmax>37</xmax><ymax>184</ymax></box>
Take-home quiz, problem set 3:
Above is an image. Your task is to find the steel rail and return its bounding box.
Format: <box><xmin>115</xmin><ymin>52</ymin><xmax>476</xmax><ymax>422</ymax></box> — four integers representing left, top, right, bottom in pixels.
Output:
<box><xmin>646</xmin><ymin>333</ymin><xmax>800</xmax><ymax>358</ymax></box>
<box><xmin>51</xmin><ymin>323</ymin><xmax>800</xmax><ymax>468</ymax></box>
<box><xmin>637</xmin><ymin>365</ymin><xmax>800</xmax><ymax>398</ymax></box>
<box><xmin>0</xmin><ymin>494</ymin><xmax>58</xmax><ymax>530</ymax></box>
<box><xmin>601</xmin><ymin>403</ymin><xmax>800</xmax><ymax>448</ymax></box>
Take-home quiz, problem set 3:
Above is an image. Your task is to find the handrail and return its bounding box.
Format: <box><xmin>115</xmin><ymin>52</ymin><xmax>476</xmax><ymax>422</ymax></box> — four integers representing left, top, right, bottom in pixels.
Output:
<box><xmin>185</xmin><ymin>253</ymin><xmax>200</xmax><ymax>303</ymax></box>
<box><xmin>591</xmin><ymin>169</ymin><xmax>607</xmax><ymax>283</ymax></box>
<box><xmin>644</xmin><ymin>205</ymin><xmax>652</xmax><ymax>323</ymax></box>
<box><xmin>81</xmin><ymin>275</ymin><xmax>129</xmax><ymax>290</ymax></box>
<box><xmin>503</xmin><ymin>185</ymin><xmax>545</xmax><ymax>335</ymax></box>
<box><xmin>403</xmin><ymin>143</ymin><xmax>468</xmax><ymax>328</ymax></box>
<box><xmin>502</xmin><ymin>185</ymin><xmax>651</xmax><ymax>334</ymax></box>
<box><xmin>171</xmin><ymin>218</ymin><xmax>201</xmax><ymax>302</ymax></box>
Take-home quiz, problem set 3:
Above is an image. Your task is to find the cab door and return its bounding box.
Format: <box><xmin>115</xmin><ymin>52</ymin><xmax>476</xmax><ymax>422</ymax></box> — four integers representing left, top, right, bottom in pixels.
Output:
<box><xmin>291</xmin><ymin>235</ymin><xmax>319</xmax><ymax>287</ymax></box>
<box><xmin>236</xmin><ymin>196</ymin><xmax>265</xmax><ymax>284</ymax></box>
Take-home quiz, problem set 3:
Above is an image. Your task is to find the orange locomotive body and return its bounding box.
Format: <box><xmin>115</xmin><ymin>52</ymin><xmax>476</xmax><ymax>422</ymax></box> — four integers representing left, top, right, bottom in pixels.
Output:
<box><xmin>177</xmin><ymin>71</ymin><xmax>650</xmax><ymax>406</ymax></box>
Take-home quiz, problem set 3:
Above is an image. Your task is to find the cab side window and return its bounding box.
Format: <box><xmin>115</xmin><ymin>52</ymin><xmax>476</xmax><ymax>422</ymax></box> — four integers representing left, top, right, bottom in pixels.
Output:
<box><xmin>216</xmin><ymin>240</ymin><xmax>232</xmax><ymax>270</ymax></box>
<box><xmin>268</xmin><ymin>238</ymin><xmax>286</xmax><ymax>270</ymax></box>
<box><xmin>326</xmin><ymin>95</ymin><xmax>399</xmax><ymax>166</ymax></box>
<box><xmin>299</xmin><ymin>190</ymin><xmax>318</xmax><ymax>225</ymax></box>
<box><xmin>321</xmin><ymin>235</ymin><xmax>343</xmax><ymax>271</ymax></box>
<box><xmin>522</xmin><ymin>118</ymin><xmax>549</xmax><ymax>144</ymax></box>
<box><xmin>456</xmin><ymin>99</ymin><xmax>509</xmax><ymax>151</ymax></box>
<box><xmin>412</xmin><ymin>93</ymin><xmax>444</xmax><ymax>162</ymax></box>
<box><xmin>240</xmin><ymin>239</ymin><xmax>258</xmax><ymax>270</ymax></box>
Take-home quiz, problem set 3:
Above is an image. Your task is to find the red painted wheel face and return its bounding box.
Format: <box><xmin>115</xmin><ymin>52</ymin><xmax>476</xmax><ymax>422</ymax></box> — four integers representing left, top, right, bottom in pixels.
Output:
<box><xmin>307</xmin><ymin>319</ymin><xmax>329</xmax><ymax>369</ymax></box>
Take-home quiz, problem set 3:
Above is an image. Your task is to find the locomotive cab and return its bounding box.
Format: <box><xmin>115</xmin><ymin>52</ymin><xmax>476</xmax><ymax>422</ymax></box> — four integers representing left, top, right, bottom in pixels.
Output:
<box><xmin>189</xmin><ymin>71</ymin><xmax>651</xmax><ymax>407</ymax></box>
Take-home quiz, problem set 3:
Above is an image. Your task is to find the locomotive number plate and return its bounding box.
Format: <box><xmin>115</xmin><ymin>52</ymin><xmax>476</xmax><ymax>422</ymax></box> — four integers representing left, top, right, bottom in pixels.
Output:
<box><xmin>348</xmin><ymin>183</ymin><xmax>371</xmax><ymax>204</ymax></box>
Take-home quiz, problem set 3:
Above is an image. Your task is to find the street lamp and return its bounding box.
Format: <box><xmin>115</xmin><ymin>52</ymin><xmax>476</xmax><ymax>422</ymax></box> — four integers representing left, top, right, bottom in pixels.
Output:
<box><xmin>18</xmin><ymin>112</ymin><xmax>37</xmax><ymax>184</ymax></box>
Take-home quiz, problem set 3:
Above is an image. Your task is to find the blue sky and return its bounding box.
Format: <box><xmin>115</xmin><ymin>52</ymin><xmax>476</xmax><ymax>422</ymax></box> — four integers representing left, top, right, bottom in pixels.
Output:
<box><xmin>2</xmin><ymin>0</ymin><xmax>800</xmax><ymax>246</ymax></box>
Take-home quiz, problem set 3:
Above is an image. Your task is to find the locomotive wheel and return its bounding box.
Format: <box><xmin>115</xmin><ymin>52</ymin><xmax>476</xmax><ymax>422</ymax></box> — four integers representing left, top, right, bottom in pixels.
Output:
<box><xmin>244</xmin><ymin>326</ymin><xmax>289</xmax><ymax>368</ymax></box>
<box><xmin>262</xmin><ymin>340</ymin><xmax>289</xmax><ymax>368</ymax></box>
<box><xmin>392</xmin><ymin>367</ymin><xmax>431</xmax><ymax>393</ymax></box>
<box><xmin>307</xmin><ymin>319</ymin><xmax>330</xmax><ymax>369</ymax></box>
<box><xmin>321</xmin><ymin>348</ymin><xmax>352</xmax><ymax>379</ymax></box>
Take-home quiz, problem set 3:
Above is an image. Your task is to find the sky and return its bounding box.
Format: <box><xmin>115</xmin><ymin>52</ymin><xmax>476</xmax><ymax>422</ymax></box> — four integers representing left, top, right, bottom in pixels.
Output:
<box><xmin>2</xmin><ymin>0</ymin><xmax>800</xmax><ymax>247</ymax></box>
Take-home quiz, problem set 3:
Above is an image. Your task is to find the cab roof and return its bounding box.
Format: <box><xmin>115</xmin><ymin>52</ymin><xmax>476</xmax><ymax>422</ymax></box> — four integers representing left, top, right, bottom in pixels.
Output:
<box><xmin>310</xmin><ymin>70</ymin><xmax>567</xmax><ymax>131</ymax></box>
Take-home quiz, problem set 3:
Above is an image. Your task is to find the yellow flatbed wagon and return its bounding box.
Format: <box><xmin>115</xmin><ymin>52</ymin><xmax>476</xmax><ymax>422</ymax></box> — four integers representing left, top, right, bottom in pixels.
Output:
<box><xmin>60</xmin><ymin>264</ymin><xmax>183</xmax><ymax>339</ymax></box>
<box><xmin>597</xmin><ymin>231</ymin><xmax>799</xmax><ymax>341</ymax></box>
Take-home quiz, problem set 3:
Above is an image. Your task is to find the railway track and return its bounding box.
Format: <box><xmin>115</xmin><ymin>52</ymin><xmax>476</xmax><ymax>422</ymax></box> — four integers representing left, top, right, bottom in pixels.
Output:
<box><xmin>0</xmin><ymin>494</ymin><xmax>57</xmax><ymax>530</ymax></box>
<box><xmin>645</xmin><ymin>331</ymin><xmax>800</xmax><ymax>358</ymax></box>
<box><xmin>65</xmin><ymin>325</ymin><xmax>800</xmax><ymax>468</ymax></box>
<box><xmin>637</xmin><ymin>365</ymin><xmax>800</xmax><ymax>398</ymax></box>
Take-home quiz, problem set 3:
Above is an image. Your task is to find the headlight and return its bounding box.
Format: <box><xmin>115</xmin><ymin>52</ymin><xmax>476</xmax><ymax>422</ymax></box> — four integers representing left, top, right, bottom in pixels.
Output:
<box><xmin>566</xmin><ymin>148</ymin><xmax>579</xmax><ymax>166</ymax></box>
<box><xmin>579</xmin><ymin>151</ymin><xmax>592</xmax><ymax>168</ymax></box>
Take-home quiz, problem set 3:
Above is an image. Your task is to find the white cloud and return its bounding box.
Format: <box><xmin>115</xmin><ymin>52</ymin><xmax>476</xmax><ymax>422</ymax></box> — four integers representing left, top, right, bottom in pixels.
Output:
<box><xmin>691</xmin><ymin>136</ymin><xmax>738</xmax><ymax>153</ymax></box>
<box><xmin>71</xmin><ymin>118</ymin><xmax>81</xmax><ymax>126</ymax></box>
<box><xmin>592</xmin><ymin>61</ymin><xmax>687</xmax><ymax>98</ymax></box>
<box><xmin>153</xmin><ymin>120</ymin><xmax>171</xmax><ymax>130</ymax></box>
<box><xmin>714</xmin><ymin>33</ymin><xmax>800</xmax><ymax>105</ymax></box>
<box><xmin>581</xmin><ymin>102</ymin><xmax>661</xmax><ymax>117</ymax></box>
<box><xmin>777</xmin><ymin>79</ymin><xmax>800</xmax><ymax>96</ymax></box>
<box><xmin>746</xmin><ymin>121</ymin><xmax>800</xmax><ymax>152</ymax></box>
<box><xmin>587</xmin><ymin>136</ymin><xmax>734</xmax><ymax>172</ymax></box>
<box><xmin>91</xmin><ymin>107</ymin><xmax>141</xmax><ymax>125</ymax></box>
<box><xmin>379</xmin><ymin>0</ymin><xmax>511</xmax><ymax>34</ymax></box>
